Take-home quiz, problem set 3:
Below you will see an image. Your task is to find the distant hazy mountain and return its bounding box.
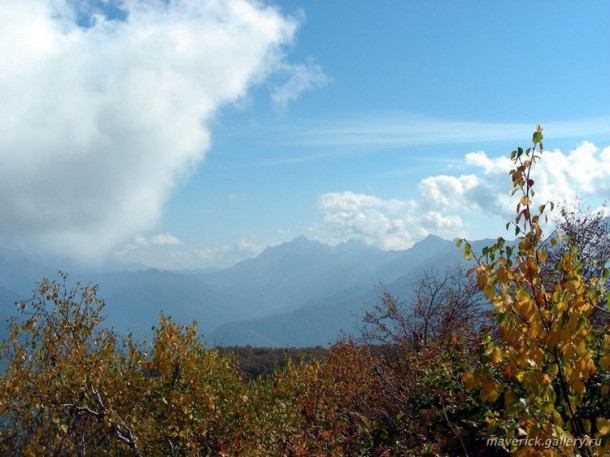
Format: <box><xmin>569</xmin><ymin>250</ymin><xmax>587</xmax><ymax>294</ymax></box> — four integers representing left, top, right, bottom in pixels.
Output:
<box><xmin>209</xmin><ymin>235</ymin><xmax>482</xmax><ymax>347</ymax></box>
<box><xmin>0</xmin><ymin>251</ymin><xmax>245</xmax><ymax>339</ymax></box>
<box><xmin>88</xmin><ymin>269</ymin><xmax>254</xmax><ymax>337</ymax></box>
<box><xmin>197</xmin><ymin>236</ymin><xmax>393</xmax><ymax>315</ymax></box>
<box><xmin>0</xmin><ymin>249</ymin><xmax>59</xmax><ymax>298</ymax></box>
<box><xmin>1</xmin><ymin>234</ymin><xmax>489</xmax><ymax>346</ymax></box>
<box><xmin>173</xmin><ymin>266</ymin><xmax>220</xmax><ymax>275</ymax></box>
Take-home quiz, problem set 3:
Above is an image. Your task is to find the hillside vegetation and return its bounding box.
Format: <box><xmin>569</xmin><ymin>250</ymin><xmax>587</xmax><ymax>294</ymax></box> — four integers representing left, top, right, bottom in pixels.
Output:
<box><xmin>0</xmin><ymin>128</ymin><xmax>608</xmax><ymax>456</ymax></box>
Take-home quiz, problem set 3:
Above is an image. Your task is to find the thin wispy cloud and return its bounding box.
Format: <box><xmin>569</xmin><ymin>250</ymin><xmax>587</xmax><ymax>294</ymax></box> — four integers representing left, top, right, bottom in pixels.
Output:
<box><xmin>225</xmin><ymin>114</ymin><xmax>610</xmax><ymax>168</ymax></box>
<box><xmin>295</xmin><ymin>115</ymin><xmax>610</xmax><ymax>147</ymax></box>
<box><xmin>271</xmin><ymin>61</ymin><xmax>329</xmax><ymax>109</ymax></box>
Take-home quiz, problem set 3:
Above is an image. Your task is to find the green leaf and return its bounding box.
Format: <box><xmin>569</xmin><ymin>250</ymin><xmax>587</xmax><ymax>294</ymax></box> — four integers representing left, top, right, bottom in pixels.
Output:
<box><xmin>542</xmin><ymin>402</ymin><xmax>555</xmax><ymax>413</ymax></box>
<box><xmin>464</xmin><ymin>243</ymin><xmax>472</xmax><ymax>260</ymax></box>
<box><xmin>533</xmin><ymin>131</ymin><xmax>543</xmax><ymax>144</ymax></box>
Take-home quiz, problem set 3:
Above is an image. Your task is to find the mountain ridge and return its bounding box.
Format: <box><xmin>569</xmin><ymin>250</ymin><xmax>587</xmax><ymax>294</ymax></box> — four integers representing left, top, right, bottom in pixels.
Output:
<box><xmin>1</xmin><ymin>234</ymin><xmax>486</xmax><ymax>346</ymax></box>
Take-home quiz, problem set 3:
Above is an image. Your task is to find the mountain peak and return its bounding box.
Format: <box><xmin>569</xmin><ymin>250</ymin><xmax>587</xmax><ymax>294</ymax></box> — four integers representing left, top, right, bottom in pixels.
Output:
<box><xmin>422</xmin><ymin>233</ymin><xmax>445</xmax><ymax>242</ymax></box>
<box><xmin>291</xmin><ymin>235</ymin><xmax>313</xmax><ymax>245</ymax></box>
<box><xmin>270</xmin><ymin>236</ymin><xmax>319</xmax><ymax>250</ymax></box>
<box><xmin>407</xmin><ymin>234</ymin><xmax>449</xmax><ymax>254</ymax></box>
<box><xmin>334</xmin><ymin>238</ymin><xmax>377</xmax><ymax>253</ymax></box>
<box><xmin>255</xmin><ymin>236</ymin><xmax>324</xmax><ymax>259</ymax></box>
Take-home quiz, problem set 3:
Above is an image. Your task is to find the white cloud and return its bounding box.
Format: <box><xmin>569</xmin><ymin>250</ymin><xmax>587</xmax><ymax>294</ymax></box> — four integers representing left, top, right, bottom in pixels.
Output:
<box><xmin>419</xmin><ymin>212</ymin><xmax>462</xmax><ymax>231</ymax></box>
<box><xmin>311</xmin><ymin>191</ymin><xmax>425</xmax><ymax>250</ymax></box>
<box><xmin>271</xmin><ymin>61</ymin><xmax>329</xmax><ymax>109</ymax></box>
<box><xmin>125</xmin><ymin>236</ymin><xmax>150</xmax><ymax>250</ymax></box>
<box><xmin>419</xmin><ymin>174</ymin><xmax>480</xmax><ymax>211</ymax></box>
<box><xmin>150</xmin><ymin>233</ymin><xmax>182</xmax><ymax>247</ymax></box>
<box><xmin>465</xmin><ymin>151</ymin><xmax>512</xmax><ymax>174</ymax></box>
<box><xmin>312</xmin><ymin>141</ymin><xmax>610</xmax><ymax>249</ymax></box>
<box><xmin>317</xmin><ymin>191</ymin><xmax>411</xmax><ymax>213</ymax></box>
<box><xmin>437</xmin><ymin>142</ymin><xmax>610</xmax><ymax>219</ymax></box>
<box><xmin>0</xmin><ymin>0</ymin><xmax>303</xmax><ymax>262</ymax></box>
<box><xmin>114</xmin><ymin>236</ymin><xmax>263</xmax><ymax>270</ymax></box>
<box><xmin>192</xmin><ymin>238</ymin><xmax>263</xmax><ymax>264</ymax></box>
<box><xmin>124</xmin><ymin>233</ymin><xmax>181</xmax><ymax>250</ymax></box>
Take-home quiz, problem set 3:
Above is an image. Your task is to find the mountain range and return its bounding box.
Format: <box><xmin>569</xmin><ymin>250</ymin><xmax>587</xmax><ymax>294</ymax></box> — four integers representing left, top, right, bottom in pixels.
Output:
<box><xmin>0</xmin><ymin>235</ymin><xmax>488</xmax><ymax>347</ymax></box>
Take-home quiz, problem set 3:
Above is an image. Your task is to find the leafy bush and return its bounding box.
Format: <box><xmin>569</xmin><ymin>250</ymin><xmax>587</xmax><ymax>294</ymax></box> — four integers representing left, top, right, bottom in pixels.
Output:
<box><xmin>458</xmin><ymin>126</ymin><xmax>610</xmax><ymax>457</ymax></box>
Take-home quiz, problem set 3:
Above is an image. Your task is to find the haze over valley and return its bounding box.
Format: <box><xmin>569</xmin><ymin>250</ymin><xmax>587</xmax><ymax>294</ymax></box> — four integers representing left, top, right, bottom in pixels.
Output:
<box><xmin>1</xmin><ymin>234</ymin><xmax>494</xmax><ymax>347</ymax></box>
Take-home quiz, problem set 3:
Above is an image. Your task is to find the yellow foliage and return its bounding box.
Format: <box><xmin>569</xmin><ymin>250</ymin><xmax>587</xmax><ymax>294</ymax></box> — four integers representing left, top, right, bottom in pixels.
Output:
<box><xmin>458</xmin><ymin>128</ymin><xmax>610</xmax><ymax>457</ymax></box>
<box><xmin>462</xmin><ymin>371</ymin><xmax>478</xmax><ymax>390</ymax></box>
<box><xmin>596</xmin><ymin>418</ymin><xmax>610</xmax><ymax>437</ymax></box>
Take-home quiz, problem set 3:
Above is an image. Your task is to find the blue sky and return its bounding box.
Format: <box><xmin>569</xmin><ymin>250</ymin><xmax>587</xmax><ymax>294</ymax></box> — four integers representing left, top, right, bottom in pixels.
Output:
<box><xmin>1</xmin><ymin>1</ymin><xmax>609</xmax><ymax>269</ymax></box>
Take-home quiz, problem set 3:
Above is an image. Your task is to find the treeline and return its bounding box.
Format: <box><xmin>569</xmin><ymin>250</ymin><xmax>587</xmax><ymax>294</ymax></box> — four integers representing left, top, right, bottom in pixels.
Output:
<box><xmin>215</xmin><ymin>345</ymin><xmax>328</xmax><ymax>378</ymax></box>
<box><xmin>0</xmin><ymin>129</ymin><xmax>608</xmax><ymax>456</ymax></box>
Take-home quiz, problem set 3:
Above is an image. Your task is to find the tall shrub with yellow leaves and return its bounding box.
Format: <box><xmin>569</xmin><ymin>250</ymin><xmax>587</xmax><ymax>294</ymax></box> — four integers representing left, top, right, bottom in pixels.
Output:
<box><xmin>459</xmin><ymin>126</ymin><xmax>610</xmax><ymax>457</ymax></box>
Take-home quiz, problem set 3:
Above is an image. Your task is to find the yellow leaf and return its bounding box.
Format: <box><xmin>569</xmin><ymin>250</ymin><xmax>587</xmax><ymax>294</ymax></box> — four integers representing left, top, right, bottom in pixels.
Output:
<box><xmin>572</xmin><ymin>379</ymin><xmax>585</xmax><ymax>395</ymax></box>
<box><xmin>491</xmin><ymin>348</ymin><xmax>503</xmax><ymax>364</ymax></box>
<box><xmin>504</xmin><ymin>390</ymin><xmax>516</xmax><ymax>408</ymax></box>
<box><xmin>601</xmin><ymin>355</ymin><xmax>610</xmax><ymax>371</ymax></box>
<box><xmin>496</xmin><ymin>269</ymin><xmax>508</xmax><ymax>285</ymax></box>
<box><xmin>462</xmin><ymin>371</ymin><xmax>478</xmax><ymax>390</ymax></box>
<box><xmin>597</xmin><ymin>418</ymin><xmax>610</xmax><ymax>437</ymax></box>
<box><xmin>484</xmin><ymin>284</ymin><xmax>496</xmax><ymax>300</ymax></box>
<box><xmin>481</xmin><ymin>378</ymin><xmax>500</xmax><ymax>403</ymax></box>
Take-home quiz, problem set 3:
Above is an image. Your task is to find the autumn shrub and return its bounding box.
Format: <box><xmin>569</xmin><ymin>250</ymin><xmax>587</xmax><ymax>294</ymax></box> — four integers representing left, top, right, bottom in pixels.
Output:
<box><xmin>459</xmin><ymin>126</ymin><xmax>610</xmax><ymax>457</ymax></box>
<box><xmin>266</xmin><ymin>337</ymin><xmax>497</xmax><ymax>457</ymax></box>
<box><xmin>0</xmin><ymin>277</ymin><xmax>257</xmax><ymax>456</ymax></box>
<box><xmin>352</xmin><ymin>266</ymin><xmax>495</xmax><ymax>455</ymax></box>
<box><xmin>0</xmin><ymin>275</ymin><xmax>128</xmax><ymax>455</ymax></box>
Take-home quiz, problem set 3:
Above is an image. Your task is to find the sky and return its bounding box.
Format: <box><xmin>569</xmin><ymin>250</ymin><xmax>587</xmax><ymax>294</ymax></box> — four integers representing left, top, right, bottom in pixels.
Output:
<box><xmin>1</xmin><ymin>0</ymin><xmax>609</xmax><ymax>270</ymax></box>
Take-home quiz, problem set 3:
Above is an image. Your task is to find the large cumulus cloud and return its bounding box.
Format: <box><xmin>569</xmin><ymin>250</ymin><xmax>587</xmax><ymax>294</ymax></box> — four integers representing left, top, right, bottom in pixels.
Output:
<box><xmin>0</xmin><ymin>0</ymin><xmax>303</xmax><ymax>261</ymax></box>
<box><xmin>312</xmin><ymin>142</ymin><xmax>610</xmax><ymax>250</ymax></box>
